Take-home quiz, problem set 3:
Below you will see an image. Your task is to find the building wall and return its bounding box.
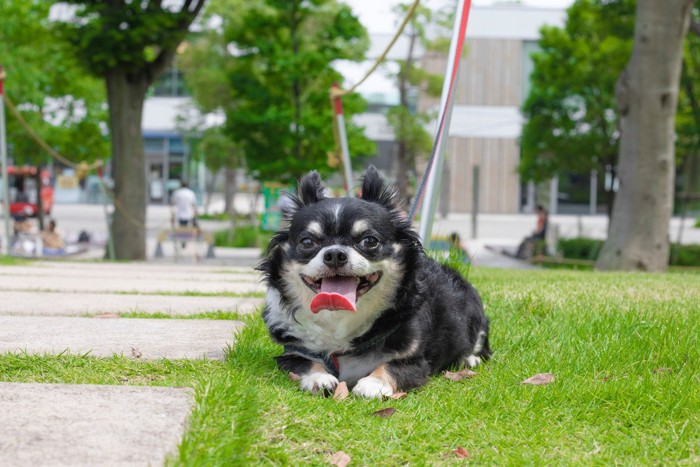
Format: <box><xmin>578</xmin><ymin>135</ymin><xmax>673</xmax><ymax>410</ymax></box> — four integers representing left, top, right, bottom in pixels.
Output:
<box><xmin>421</xmin><ymin>38</ymin><xmax>524</xmax><ymax>214</ymax></box>
<box><xmin>447</xmin><ymin>137</ymin><xmax>520</xmax><ymax>214</ymax></box>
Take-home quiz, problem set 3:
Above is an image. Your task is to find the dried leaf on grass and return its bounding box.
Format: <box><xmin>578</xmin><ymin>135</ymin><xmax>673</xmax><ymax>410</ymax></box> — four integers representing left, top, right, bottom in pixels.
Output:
<box><xmin>131</xmin><ymin>347</ymin><xmax>142</xmax><ymax>358</ymax></box>
<box><xmin>453</xmin><ymin>446</ymin><xmax>470</xmax><ymax>458</ymax></box>
<box><xmin>288</xmin><ymin>372</ymin><xmax>301</xmax><ymax>382</ymax></box>
<box><xmin>444</xmin><ymin>369</ymin><xmax>478</xmax><ymax>381</ymax></box>
<box><xmin>521</xmin><ymin>373</ymin><xmax>555</xmax><ymax>385</ymax></box>
<box><xmin>333</xmin><ymin>382</ymin><xmax>349</xmax><ymax>401</ymax></box>
<box><xmin>390</xmin><ymin>391</ymin><xmax>408</xmax><ymax>400</ymax></box>
<box><xmin>372</xmin><ymin>407</ymin><xmax>396</xmax><ymax>418</ymax></box>
<box><xmin>330</xmin><ymin>450</ymin><xmax>351</xmax><ymax>467</ymax></box>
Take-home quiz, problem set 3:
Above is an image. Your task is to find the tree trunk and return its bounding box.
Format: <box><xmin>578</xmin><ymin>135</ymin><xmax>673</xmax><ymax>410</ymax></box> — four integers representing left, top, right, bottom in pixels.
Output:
<box><xmin>106</xmin><ymin>70</ymin><xmax>148</xmax><ymax>260</ymax></box>
<box><xmin>596</xmin><ymin>0</ymin><xmax>695</xmax><ymax>272</ymax></box>
<box><xmin>224</xmin><ymin>167</ymin><xmax>237</xmax><ymax>216</ymax></box>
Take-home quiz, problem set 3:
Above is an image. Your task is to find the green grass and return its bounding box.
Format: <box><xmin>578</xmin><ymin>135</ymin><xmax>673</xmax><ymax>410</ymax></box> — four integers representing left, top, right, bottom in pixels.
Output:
<box><xmin>1</xmin><ymin>269</ymin><xmax>699</xmax><ymax>463</ymax></box>
<box><xmin>0</xmin><ymin>255</ymin><xmax>29</xmax><ymax>265</ymax></box>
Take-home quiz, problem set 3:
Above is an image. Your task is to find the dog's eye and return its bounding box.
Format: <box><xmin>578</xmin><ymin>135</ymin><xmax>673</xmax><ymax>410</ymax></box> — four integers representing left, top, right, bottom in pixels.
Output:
<box><xmin>299</xmin><ymin>237</ymin><xmax>316</xmax><ymax>249</ymax></box>
<box><xmin>361</xmin><ymin>236</ymin><xmax>379</xmax><ymax>249</ymax></box>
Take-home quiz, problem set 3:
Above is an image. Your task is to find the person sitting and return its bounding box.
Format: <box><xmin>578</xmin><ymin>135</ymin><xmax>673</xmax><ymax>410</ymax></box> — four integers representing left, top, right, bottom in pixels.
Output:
<box><xmin>41</xmin><ymin>219</ymin><xmax>65</xmax><ymax>252</ymax></box>
<box><xmin>515</xmin><ymin>204</ymin><xmax>548</xmax><ymax>259</ymax></box>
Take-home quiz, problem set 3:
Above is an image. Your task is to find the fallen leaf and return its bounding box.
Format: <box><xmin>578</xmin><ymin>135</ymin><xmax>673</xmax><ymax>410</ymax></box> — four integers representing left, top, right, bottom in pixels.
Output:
<box><xmin>95</xmin><ymin>313</ymin><xmax>119</xmax><ymax>319</ymax></box>
<box><xmin>654</xmin><ymin>367</ymin><xmax>672</xmax><ymax>374</ymax></box>
<box><xmin>333</xmin><ymin>382</ymin><xmax>349</xmax><ymax>401</ymax></box>
<box><xmin>373</xmin><ymin>407</ymin><xmax>396</xmax><ymax>418</ymax></box>
<box><xmin>521</xmin><ymin>373</ymin><xmax>555</xmax><ymax>385</ymax></box>
<box><xmin>453</xmin><ymin>446</ymin><xmax>470</xmax><ymax>458</ymax></box>
<box><xmin>131</xmin><ymin>347</ymin><xmax>142</xmax><ymax>358</ymax></box>
<box><xmin>444</xmin><ymin>369</ymin><xmax>478</xmax><ymax>381</ymax></box>
<box><xmin>390</xmin><ymin>391</ymin><xmax>408</xmax><ymax>400</ymax></box>
<box><xmin>288</xmin><ymin>372</ymin><xmax>301</xmax><ymax>382</ymax></box>
<box><xmin>330</xmin><ymin>450</ymin><xmax>351</xmax><ymax>467</ymax></box>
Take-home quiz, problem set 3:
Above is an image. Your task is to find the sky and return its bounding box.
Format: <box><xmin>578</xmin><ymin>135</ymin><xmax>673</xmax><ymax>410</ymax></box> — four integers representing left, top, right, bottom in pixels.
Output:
<box><xmin>344</xmin><ymin>0</ymin><xmax>574</xmax><ymax>34</ymax></box>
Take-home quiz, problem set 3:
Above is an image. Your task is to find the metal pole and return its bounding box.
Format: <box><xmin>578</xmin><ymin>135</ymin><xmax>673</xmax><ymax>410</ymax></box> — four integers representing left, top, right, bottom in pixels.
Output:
<box><xmin>332</xmin><ymin>84</ymin><xmax>354</xmax><ymax>196</ymax></box>
<box><xmin>471</xmin><ymin>165</ymin><xmax>479</xmax><ymax>239</ymax></box>
<box><xmin>418</xmin><ymin>0</ymin><xmax>466</xmax><ymax>247</ymax></box>
<box><xmin>0</xmin><ymin>66</ymin><xmax>13</xmax><ymax>255</ymax></box>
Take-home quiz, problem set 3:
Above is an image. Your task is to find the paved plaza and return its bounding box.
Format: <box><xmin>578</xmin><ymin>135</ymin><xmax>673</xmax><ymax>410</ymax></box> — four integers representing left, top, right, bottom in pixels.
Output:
<box><xmin>0</xmin><ymin>260</ymin><xmax>264</xmax><ymax>466</ymax></box>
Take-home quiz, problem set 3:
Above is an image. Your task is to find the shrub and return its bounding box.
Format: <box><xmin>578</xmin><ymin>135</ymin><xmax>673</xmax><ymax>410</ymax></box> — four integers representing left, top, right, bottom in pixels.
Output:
<box><xmin>557</xmin><ymin>237</ymin><xmax>604</xmax><ymax>261</ymax></box>
<box><xmin>214</xmin><ymin>225</ymin><xmax>272</xmax><ymax>248</ymax></box>
<box><xmin>558</xmin><ymin>237</ymin><xmax>700</xmax><ymax>267</ymax></box>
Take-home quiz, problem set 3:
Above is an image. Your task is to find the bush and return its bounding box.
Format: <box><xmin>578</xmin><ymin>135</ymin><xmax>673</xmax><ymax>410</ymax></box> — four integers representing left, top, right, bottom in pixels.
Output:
<box><xmin>214</xmin><ymin>225</ymin><xmax>272</xmax><ymax>248</ymax></box>
<box><xmin>670</xmin><ymin>244</ymin><xmax>700</xmax><ymax>267</ymax></box>
<box><xmin>557</xmin><ymin>237</ymin><xmax>604</xmax><ymax>261</ymax></box>
<box><xmin>558</xmin><ymin>237</ymin><xmax>700</xmax><ymax>267</ymax></box>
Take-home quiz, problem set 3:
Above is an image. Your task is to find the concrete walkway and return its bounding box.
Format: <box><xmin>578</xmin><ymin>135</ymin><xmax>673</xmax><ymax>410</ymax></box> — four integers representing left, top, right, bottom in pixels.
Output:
<box><xmin>0</xmin><ymin>383</ymin><xmax>192</xmax><ymax>467</ymax></box>
<box><xmin>0</xmin><ymin>260</ymin><xmax>265</xmax><ymax>466</ymax></box>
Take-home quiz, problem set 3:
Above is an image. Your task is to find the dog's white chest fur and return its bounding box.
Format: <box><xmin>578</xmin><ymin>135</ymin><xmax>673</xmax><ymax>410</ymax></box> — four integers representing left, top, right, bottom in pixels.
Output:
<box><xmin>265</xmin><ymin>289</ymin><xmax>377</xmax><ymax>352</ymax></box>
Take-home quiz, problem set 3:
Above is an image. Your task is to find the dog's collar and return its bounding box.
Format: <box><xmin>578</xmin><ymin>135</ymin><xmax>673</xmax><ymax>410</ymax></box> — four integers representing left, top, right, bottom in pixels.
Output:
<box><xmin>283</xmin><ymin>322</ymin><xmax>403</xmax><ymax>375</ymax></box>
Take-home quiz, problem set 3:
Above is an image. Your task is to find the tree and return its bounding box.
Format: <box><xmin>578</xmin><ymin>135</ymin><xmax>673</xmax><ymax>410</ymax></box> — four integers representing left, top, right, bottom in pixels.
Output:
<box><xmin>177</xmin><ymin>3</ymin><xmax>241</xmax><ymax>215</ymax></box>
<box><xmin>0</xmin><ymin>0</ymin><xmax>107</xmax><ymax>167</ymax></box>
<box><xmin>519</xmin><ymin>0</ymin><xmax>635</xmax><ymax>215</ymax></box>
<box><xmin>220</xmin><ymin>0</ymin><xmax>374</xmax><ymax>184</ymax></box>
<box><xmin>386</xmin><ymin>3</ymin><xmax>446</xmax><ymax>203</ymax></box>
<box><xmin>595</xmin><ymin>0</ymin><xmax>697</xmax><ymax>272</ymax></box>
<box><xmin>58</xmin><ymin>0</ymin><xmax>206</xmax><ymax>260</ymax></box>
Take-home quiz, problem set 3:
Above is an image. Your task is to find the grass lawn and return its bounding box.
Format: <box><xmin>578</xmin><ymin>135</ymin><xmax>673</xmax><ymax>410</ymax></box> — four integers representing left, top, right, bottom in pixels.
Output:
<box><xmin>1</xmin><ymin>268</ymin><xmax>699</xmax><ymax>464</ymax></box>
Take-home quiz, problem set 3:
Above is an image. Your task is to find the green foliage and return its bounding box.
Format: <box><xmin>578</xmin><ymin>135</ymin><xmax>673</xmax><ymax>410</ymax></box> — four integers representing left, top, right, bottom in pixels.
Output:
<box><xmin>192</xmin><ymin>126</ymin><xmax>239</xmax><ymax>174</ymax></box>
<box><xmin>670</xmin><ymin>244</ymin><xmax>700</xmax><ymax>267</ymax></box>
<box><xmin>559</xmin><ymin>236</ymin><xmax>700</xmax><ymax>267</ymax></box>
<box><xmin>558</xmin><ymin>237</ymin><xmax>605</xmax><ymax>261</ymax></box>
<box><xmin>520</xmin><ymin>0</ymin><xmax>636</xmax><ymax>183</ymax></box>
<box><xmin>58</xmin><ymin>0</ymin><xmax>195</xmax><ymax>75</ymax></box>
<box><xmin>215</xmin><ymin>0</ymin><xmax>375</xmax><ymax>183</ymax></box>
<box><xmin>214</xmin><ymin>225</ymin><xmax>272</xmax><ymax>248</ymax></box>
<box><xmin>386</xmin><ymin>3</ymin><xmax>449</xmax><ymax>199</ymax></box>
<box><xmin>0</xmin><ymin>0</ymin><xmax>108</xmax><ymax>165</ymax></box>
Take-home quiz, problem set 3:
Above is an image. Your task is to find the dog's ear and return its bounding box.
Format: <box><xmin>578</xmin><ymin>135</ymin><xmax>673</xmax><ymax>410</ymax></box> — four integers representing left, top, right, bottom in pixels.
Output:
<box><xmin>360</xmin><ymin>165</ymin><xmax>400</xmax><ymax>210</ymax></box>
<box><xmin>298</xmin><ymin>170</ymin><xmax>326</xmax><ymax>206</ymax></box>
<box><xmin>360</xmin><ymin>165</ymin><xmax>384</xmax><ymax>202</ymax></box>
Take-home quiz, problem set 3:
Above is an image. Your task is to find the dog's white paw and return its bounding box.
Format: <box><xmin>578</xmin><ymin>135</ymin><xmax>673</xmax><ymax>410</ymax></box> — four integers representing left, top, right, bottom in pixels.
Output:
<box><xmin>352</xmin><ymin>376</ymin><xmax>394</xmax><ymax>399</ymax></box>
<box><xmin>465</xmin><ymin>355</ymin><xmax>481</xmax><ymax>368</ymax></box>
<box><xmin>300</xmin><ymin>372</ymin><xmax>339</xmax><ymax>394</ymax></box>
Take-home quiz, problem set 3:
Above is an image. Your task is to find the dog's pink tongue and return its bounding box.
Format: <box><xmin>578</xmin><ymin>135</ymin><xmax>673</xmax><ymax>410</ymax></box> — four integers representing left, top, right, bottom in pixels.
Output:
<box><xmin>310</xmin><ymin>276</ymin><xmax>357</xmax><ymax>314</ymax></box>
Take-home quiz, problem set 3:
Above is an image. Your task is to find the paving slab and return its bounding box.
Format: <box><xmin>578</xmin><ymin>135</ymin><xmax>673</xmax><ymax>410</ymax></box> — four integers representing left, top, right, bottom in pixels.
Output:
<box><xmin>2</xmin><ymin>262</ymin><xmax>261</xmax><ymax>279</ymax></box>
<box><xmin>0</xmin><ymin>382</ymin><xmax>191</xmax><ymax>467</ymax></box>
<box><xmin>0</xmin><ymin>274</ymin><xmax>264</xmax><ymax>295</ymax></box>
<box><xmin>0</xmin><ymin>291</ymin><xmax>263</xmax><ymax>316</ymax></box>
<box><xmin>0</xmin><ymin>316</ymin><xmax>243</xmax><ymax>359</ymax></box>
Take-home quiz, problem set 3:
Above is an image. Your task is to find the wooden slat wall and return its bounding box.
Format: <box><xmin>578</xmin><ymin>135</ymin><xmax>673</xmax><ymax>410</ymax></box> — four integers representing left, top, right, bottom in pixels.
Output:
<box><xmin>447</xmin><ymin>137</ymin><xmax>520</xmax><ymax>214</ymax></box>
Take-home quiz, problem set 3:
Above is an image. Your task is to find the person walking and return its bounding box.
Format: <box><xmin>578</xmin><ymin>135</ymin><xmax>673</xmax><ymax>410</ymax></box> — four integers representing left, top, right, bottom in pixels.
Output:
<box><xmin>171</xmin><ymin>180</ymin><xmax>198</xmax><ymax>228</ymax></box>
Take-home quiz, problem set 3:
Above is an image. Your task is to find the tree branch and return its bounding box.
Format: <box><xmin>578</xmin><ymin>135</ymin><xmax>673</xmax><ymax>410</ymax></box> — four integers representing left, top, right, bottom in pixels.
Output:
<box><xmin>144</xmin><ymin>0</ymin><xmax>206</xmax><ymax>84</ymax></box>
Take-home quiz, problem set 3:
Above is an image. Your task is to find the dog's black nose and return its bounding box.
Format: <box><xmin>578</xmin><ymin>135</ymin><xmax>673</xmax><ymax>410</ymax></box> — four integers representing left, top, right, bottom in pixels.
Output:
<box><xmin>323</xmin><ymin>248</ymin><xmax>348</xmax><ymax>268</ymax></box>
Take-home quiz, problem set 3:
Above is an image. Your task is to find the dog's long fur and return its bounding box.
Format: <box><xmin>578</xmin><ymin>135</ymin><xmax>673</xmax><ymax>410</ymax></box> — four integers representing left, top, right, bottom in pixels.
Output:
<box><xmin>257</xmin><ymin>166</ymin><xmax>491</xmax><ymax>398</ymax></box>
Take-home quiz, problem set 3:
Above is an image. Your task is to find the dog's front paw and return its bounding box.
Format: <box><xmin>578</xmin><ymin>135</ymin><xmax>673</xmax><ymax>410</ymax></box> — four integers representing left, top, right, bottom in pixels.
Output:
<box><xmin>352</xmin><ymin>376</ymin><xmax>394</xmax><ymax>399</ymax></box>
<box><xmin>300</xmin><ymin>372</ymin><xmax>339</xmax><ymax>395</ymax></box>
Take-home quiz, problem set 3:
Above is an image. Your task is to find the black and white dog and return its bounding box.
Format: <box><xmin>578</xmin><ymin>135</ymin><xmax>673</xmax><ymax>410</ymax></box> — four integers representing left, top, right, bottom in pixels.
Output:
<box><xmin>258</xmin><ymin>166</ymin><xmax>490</xmax><ymax>399</ymax></box>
